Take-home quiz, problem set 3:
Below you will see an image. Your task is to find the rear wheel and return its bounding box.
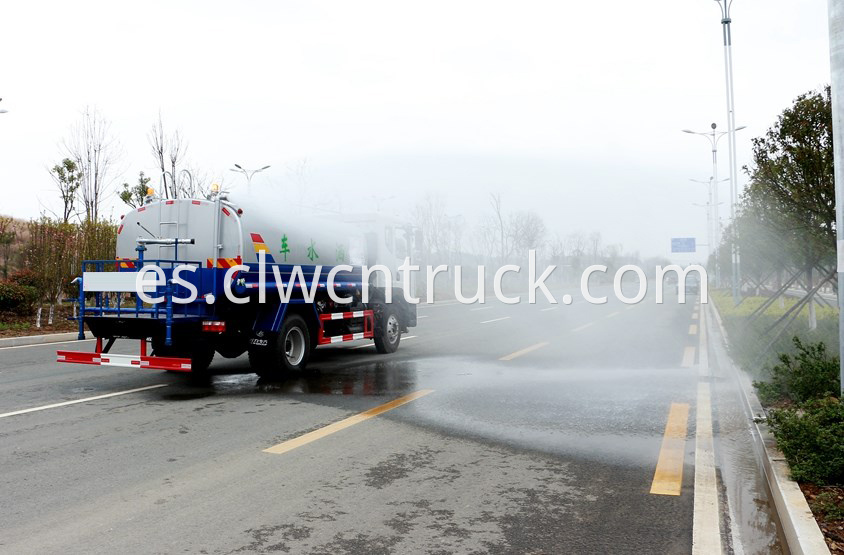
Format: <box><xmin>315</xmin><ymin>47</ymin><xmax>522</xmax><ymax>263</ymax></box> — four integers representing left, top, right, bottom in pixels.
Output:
<box><xmin>152</xmin><ymin>337</ymin><xmax>214</xmax><ymax>375</ymax></box>
<box><xmin>249</xmin><ymin>315</ymin><xmax>311</xmax><ymax>378</ymax></box>
<box><xmin>374</xmin><ymin>307</ymin><xmax>401</xmax><ymax>354</ymax></box>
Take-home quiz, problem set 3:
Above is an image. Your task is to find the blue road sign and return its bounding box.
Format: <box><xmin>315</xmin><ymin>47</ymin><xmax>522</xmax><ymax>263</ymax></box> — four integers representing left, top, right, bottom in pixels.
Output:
<box><xmin>671</xmin><ymin>238</ymin><xmax>696</xmax><ymax>253</ymax></box>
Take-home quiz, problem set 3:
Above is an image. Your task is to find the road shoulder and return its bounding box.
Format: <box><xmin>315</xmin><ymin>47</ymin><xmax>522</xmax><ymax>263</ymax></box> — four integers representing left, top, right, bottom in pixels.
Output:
<box><xmin>708</xmin><ymin>301</ymin><xmax>830</xmax><ymax>555</ymax></box>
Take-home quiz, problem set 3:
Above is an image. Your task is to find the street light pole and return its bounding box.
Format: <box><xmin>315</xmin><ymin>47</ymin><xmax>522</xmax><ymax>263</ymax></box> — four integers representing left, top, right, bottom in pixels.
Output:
<box><xmin>715</xmin><ymin>0</ymin><xmax>741</xmax><ymax>305</ymax></box>
<box><xmin>827</xmin><ymin>0</ymin><xmax>844</xmax><ymax>395</ymax></box>
<box><xmin>690</xmin><ymin>178</ymin><xmax>718</xmax><ymax>285</ymax></box>
<box><xmin>683</xmin><ymin>124</ymin><xmax>745</xmax><ymax>288</ymax></box>
<box><xmin>230</xmin><ymin>164</ymin><xmax>271</xmax><ymax>192</ymax></box>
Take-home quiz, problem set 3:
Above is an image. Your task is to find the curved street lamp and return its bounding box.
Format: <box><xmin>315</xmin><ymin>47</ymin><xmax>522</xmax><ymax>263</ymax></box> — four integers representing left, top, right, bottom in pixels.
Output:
<box><xmin>230</xmin><ymin>164</ymin><xmax>270</xmax><ymax>191</ymax></box>
<box><xmin>683</xmin><ymin>123</ymin><xmax>746</xmax><ymax>290</ymax></box>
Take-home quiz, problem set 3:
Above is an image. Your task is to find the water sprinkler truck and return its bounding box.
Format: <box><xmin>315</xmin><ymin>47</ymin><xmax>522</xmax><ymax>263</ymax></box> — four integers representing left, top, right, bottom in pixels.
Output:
<box><xmin>57</xmin><ymin>191</ymin><xmax>418</xmax><ymax>378</ymax></box>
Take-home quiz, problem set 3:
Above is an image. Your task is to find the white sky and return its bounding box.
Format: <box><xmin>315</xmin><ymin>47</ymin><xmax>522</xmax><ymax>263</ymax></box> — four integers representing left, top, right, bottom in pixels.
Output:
<box><xmin>0</xmin><ymin>0</ymin><xmax>832</xmax><ymax>261</ymax></box>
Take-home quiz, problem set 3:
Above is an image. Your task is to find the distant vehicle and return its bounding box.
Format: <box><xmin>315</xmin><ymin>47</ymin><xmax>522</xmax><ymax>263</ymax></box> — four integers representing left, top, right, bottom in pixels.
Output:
<box><xmin>677</xmin><ymin>275</ymin><xmax>700</xmax><ymax>296</ymax></box>
<box><xmin>56</xmin><ymin>190</ymin><xmax>418</xmax><ymax>378</ymax></box>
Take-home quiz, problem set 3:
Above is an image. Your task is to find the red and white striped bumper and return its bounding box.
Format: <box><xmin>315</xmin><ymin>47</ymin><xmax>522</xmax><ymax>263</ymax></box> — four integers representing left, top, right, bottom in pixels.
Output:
<box><xmin>57</xmin><ymin>350</ymin><xmax>193</xmax><ymax>372</ymax></box>
<box><xmin>317</xmin><ymin>310</ymin><xmax>374</xmax><ymax>345</ymax></box>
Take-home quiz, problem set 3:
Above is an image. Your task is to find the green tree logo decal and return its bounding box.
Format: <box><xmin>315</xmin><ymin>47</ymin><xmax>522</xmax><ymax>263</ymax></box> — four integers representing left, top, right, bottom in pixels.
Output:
<box><xmin>279</xmin><ymin>234</ymin><xmax>291</xmax><ymax>261</ymax></box>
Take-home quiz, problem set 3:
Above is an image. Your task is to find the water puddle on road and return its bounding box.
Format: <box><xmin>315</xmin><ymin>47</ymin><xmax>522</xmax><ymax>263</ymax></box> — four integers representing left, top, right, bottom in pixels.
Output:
<box><xmin>711</xmin><ymin>370</ymin><xmax>784</xmax><ymax>554</ymax></box>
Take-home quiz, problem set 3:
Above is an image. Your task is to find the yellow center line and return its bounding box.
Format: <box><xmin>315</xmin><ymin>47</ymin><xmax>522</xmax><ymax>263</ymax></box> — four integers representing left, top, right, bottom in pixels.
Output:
<box><xmin>650</xmin><ymin>402</ymin><xmax>691</xmax><ymax>496</ymax></box>
<box><xmin>681</xmin><ymin>346</ymin><xmax>696</xmax><ymax>368</ymax></box>
<box><xmin>263</xmin><ymin>389</ymin><xmax>434</xmax><ymax>455</ymax></box>
<box><xmin>499</xmin><ymin>342</ymin><xmax>550</xmax><ymax>361</ymax></box>
<box><xmin>689</xmin><ymin>324</ymin><xmax>698</xmax><ymax>335</ymax></box>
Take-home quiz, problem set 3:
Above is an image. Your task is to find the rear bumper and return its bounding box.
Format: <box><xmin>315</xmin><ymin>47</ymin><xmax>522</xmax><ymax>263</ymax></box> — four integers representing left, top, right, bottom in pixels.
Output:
<box><xmin>57</xmin><ymin>349</ymin><xmax>192</xmax><ymax>372</ymax></box>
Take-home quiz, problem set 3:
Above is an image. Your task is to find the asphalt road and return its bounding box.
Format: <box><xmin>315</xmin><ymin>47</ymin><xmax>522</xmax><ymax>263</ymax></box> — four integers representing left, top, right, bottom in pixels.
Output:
<box><xmin>0</xmin><ymin>284</ymin><xmax>783</xmax><ymax>554</ymax></box>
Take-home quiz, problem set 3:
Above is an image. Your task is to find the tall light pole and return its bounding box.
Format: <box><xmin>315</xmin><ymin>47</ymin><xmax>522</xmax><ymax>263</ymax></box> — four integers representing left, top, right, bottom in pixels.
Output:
<box><xmin>690</xmin><ymin>176</ymin><xmax>729</xmax><ymax>287</ymax></box>
<box><xmin>230</xmin><ymin>164</ymin><xmax>270</xmax><ymax>191</ymax></box>
<box><xmin>828</xmin><ymin>0</ymin><xmax>844</xmax><ymax>395</ymax></box>
<box><xmin>713</xmin><ymin>0</ymin><xmax>742</xmax><ymax>304</ymax></box>
<box><xmin>682</xmin><ymin>124</ymin><xmax>745</xmax><ymax>288</ymax></box>
<box><xmin>690</xmin><ymin>177</ymin><xmax>718</xmax><ymax>285</ymax></box>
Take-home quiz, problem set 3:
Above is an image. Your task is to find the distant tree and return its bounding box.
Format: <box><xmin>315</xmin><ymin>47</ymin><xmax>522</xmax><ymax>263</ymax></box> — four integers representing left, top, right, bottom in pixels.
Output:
<box><xmin>119</xmin><ymin>171</ymin><xmax>152</xmax><ymax>209</ymax></box>
<box><xmin>23</xmin><ymin>218</ymin><xmax>77</xmax><ymax>326</ymax></box>
<box><xmin>0</xmin><ymin>216</ymin><xmax>16</xmax><ymax>279</ymax></box>
<box><xmin>64</xmin><ymin>107</ymin><xmax>121</xmax><ymax>222</ymax></box>
<box><xmin>508</xmin><ymin>210</ymin><xmax>546</xmax><ymax>254</ymax></box>
<box><xmin>149</xmin><ymin>113</ymin><xmax>187</xmax><ymax>199</ymax></box>
<box><xmin>49</xmin><ymin>158</ymin><xmax>83</xmax><ymax>223</ymax></box>
<box><xmin>489</xmin><ymin>193</ymin><xmax>510</xmax><ymax>262</ymax></box>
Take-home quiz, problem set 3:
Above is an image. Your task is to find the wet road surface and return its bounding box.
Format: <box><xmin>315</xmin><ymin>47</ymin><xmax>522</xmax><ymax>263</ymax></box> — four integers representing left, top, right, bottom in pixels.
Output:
<box><xmin>0</xmin><ymin>286</ymin><xmax>783</xmax><ymax>554</ymax></box>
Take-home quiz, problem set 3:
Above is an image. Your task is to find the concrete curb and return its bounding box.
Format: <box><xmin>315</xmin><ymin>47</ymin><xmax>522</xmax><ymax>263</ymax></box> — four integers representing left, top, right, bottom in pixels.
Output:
<box><xmin>0</xmin><ymin>331</ymin><xmax>91</xmax><ymax>348</ymax></box>
<box><xmin>708</xmin><ymin>302</ymin><xmax>830</xmax><ymax>555</ymax></box>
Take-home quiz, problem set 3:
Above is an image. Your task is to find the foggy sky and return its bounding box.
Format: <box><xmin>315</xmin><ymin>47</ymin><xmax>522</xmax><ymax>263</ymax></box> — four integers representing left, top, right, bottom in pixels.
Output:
<box><xmin>0</xmin><ymin>0</ymin><xmax>832</xmax><ymax>261</ymax></box>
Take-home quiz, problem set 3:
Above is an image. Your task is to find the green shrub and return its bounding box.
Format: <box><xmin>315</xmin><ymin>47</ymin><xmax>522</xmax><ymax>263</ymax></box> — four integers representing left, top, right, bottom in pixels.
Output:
<box><xmin>754</xmin><ymin>338</ymin><xmax>839</xmax><ymax>405</ymax></box>
<box><xmin>769</xmin><ymin>398</ymin><xmax>844</xmax><ymax>485</ymax></box>
<box><xmin>810</xmin><ymin>490</ymin><xmax>844</xmax><ymax>520</ymax></box>
<box><xmin>0</xmin><ymin>282</ymin><xmax>38</xmax><ymax>312</ymax></box>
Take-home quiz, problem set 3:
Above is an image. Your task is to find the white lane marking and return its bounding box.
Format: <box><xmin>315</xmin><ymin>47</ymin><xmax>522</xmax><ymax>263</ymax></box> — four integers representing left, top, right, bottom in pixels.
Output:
<box><xmin>698</xmin><ymin>307</ymin><xmax>709</xmax><ymax>374</ymax></box>
<box><xmin>693</xmin><ymin>382</ymin><xmax>722</xmax><ymax>554</ymax></box>
<box><xmin>571</xmin><ymin>322</ymin><xmax>594</xmax><ymax>333</ymax></box>
<box><xmin>417</xmin><ymin>300</ymin><xmax>463</xmax><ymax>309</ymax></box>
<box><xmin>480</xmin><ymin>317</ymin><xmax>510</xmax><ymax>324</ymax></box>
<box><xmin>0</xmin><ymin>384</ymin><xmax>169</xmax><ymax>419</ymax></box>
<box><xmin>470</xmin><ymin>306</ymin><xmax>493</xmax><ymax>311</ymax></box>
<box><xmin>540</xmin><ymin>307</ymin><xmax>559</xmax><ymax>312</ymax></box>
<box><xmin>681</xmin><ymin>346</ymin><xmax>696</xmax><ymax>368</ymax></box>
<box><xmin>693</xmin><ymin>305</ymin><xmax>722</xmax><ymax>554</ymax></box>
<box><xmin>0</xmin><ymin>338</ymin><xmax>96</xmax><ymax>351</ymax></box>
<box><xmin>350</xmin><ymin>336</ymin><xmax>417</xmax><ymax>349</ymax></box>
<box><xmin>606</xmin><ymin>311</ymin><xmax>620</xmax><ymax>318</ymax></box>
<box><xmin>417</xmin><ymin>315</ymin><xmax>429</xmax><ymax>319</ymax></box>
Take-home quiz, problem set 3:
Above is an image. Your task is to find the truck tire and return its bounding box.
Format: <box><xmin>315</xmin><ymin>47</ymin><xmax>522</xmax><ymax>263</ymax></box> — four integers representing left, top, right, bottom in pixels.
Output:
<box><xmin>248</xmin><ymin>345</ymin><xmax>273</xmax><ymax>377</ymax></box>
<box><xmin>250</xmin><ymin>315</ymin><xmax>311</xmax><ymax>378</ymax></box>
<box><xmin>190</xmin><ymin>343</ymin><xmax>215</xmax><ymax>375</ymax></box>
<box><xmin>152</xmin><ymin>337</ymin><xmax>214</xmax><ymax>375</ymax></box>
<box><xmin>274</xmin><ymin>315</ymin><xmax>311</xmax><ymax>372</ymax></box>
<box><xmin>374</xmin><ymin>307</ymin><xmax>401</xmax><ymax>354</ymax></box>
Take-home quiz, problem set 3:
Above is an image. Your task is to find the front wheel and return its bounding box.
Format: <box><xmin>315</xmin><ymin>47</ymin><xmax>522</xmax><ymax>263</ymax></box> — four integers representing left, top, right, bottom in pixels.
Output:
<box><xmin>374</xmin><ymin>307</ymin><xmax>401</xmax><ymax>354</ymax></box>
